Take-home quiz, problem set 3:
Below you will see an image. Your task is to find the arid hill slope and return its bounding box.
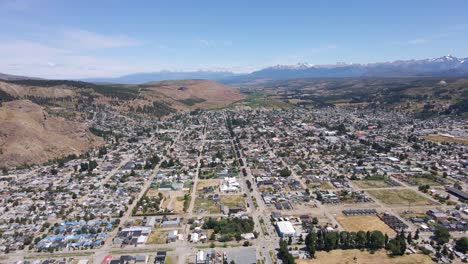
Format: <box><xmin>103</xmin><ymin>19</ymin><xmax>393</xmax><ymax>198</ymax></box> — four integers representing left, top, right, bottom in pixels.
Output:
<box><xmin>0</xmin><ymin>100</ymin><xmax>103</xmax><ymax>167</ymax></box>
<box><xmin>140</xmin><ymin>79</ymin><xmax>245</xmax><ymax>110</ymax></box>
<box><xmin>0</xmin><ymin>81</ymin><xmax>76</xmax><ymax>98</ymax></box>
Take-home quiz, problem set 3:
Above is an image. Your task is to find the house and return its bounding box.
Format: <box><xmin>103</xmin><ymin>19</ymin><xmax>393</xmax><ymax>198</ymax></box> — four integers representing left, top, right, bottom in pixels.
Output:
<box><xmin>154</xmin><ymin>251</ymin><xmax>167</xmax><ymax>264</ymax></box>
<box><xmin>167</xmin><ymin>230</ymin><xmax>178</xmax><ymax>242</ymax></box>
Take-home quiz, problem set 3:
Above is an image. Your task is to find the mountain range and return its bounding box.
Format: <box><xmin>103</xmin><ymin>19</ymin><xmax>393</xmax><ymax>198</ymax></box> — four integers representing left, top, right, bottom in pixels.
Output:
<box><xmin>1</xmin><ymin>55</ymin><xmax>467</xmax><ymax>84</ymax></box>
<box><xmin>226</xmin><ymin>55</ymin><xmax>468</xmax><ymax>83</ymax></box>
<box><xmin>85</xmin><ymin>55</ymin><xmax>468</xmax><ymax>84</ymax></box>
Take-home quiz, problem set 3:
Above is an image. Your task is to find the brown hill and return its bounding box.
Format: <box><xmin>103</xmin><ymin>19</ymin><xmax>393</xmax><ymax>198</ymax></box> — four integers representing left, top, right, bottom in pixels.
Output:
<box><xmin>0</xmin><ymin>79</ymin><xmax>245</xmax><ymax>167</ymax></box>
<box><xmin>0</xmin><ymin>81</ymin><xmax>76</xmax><ymax>98</ymax></box>
<box><xmin>141</xmin><ymin>79</ymin><xmax>245</xmax><ymax>110</ymax></box>
<box><xmin>0</xmin><ymin>100</ymin><xmax>103</xmax><ymax>168</ymax></box>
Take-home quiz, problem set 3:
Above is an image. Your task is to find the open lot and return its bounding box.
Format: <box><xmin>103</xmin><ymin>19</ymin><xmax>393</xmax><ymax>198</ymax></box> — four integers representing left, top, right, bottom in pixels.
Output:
<box><xmin>160</xmin><ymin>192</ymin><xmax>186</xmax><ymax>213</ymax></box>
<box><xmin>220</xmin><ymin>194</ymin><xmax>245</xmax><ymax>208</ymax></box>
<box><xmin>194</xmin><ymin>197</ymin><xmax>221</xmax><ymax>214</ymax></box>
<box><xmin>296</xmin><ymin>249</ymin><xmax>434</xmax><ymax>264</ymax></box>
<box><xmin>196</xmin><ymin>179</ymin><xmax>220</xmax><ymax>190</ymax></box>
<box><xmin>147</xmin><ymin>229</ymin><xmax>168</xmax><ymax>244</ymax></box>
<box><xmin>367</xmin><ymin>189</ymin><xmax>438</xmax><ymax>206</ymax></box>
<box><xmin>352</xmin><ymin>180</ymin><xmax>392</xmax><ymax>189</ymax></box>
<box><xmin>319</xmin><ymin>181</ymin><xmax>336</xmax><ymax>190</ymax></box>
<box><xmin>424</xmin><ymin>134</ymin><xmax>468</xmax><ymax>145</ymax></box>
<box><xmin>406</xmin><ymin>175</ymin><xmax>442</xmax><ymax>186</ymax></box>
<box><xmin>335</xmin><ymin>215</ymin><xmax>396</xmax><ymax>235</ymax></box>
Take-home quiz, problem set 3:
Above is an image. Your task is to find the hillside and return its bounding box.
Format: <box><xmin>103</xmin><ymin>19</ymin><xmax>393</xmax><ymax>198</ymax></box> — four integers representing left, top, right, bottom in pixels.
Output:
<box><xmin>243</xmin><ymin>77</ymin><xmax>468</xmax><ymax>117</ymax></box>
<box><xmin>0</xmin><ymin>100</ymin><xmax>103</xmax><ymax>167</ymax></box>
<box><xmin>0</xmin><ymin>72</ymin><xmax>41</xmax><ymax>81</ymax></box>
<box><xmin>0</xmin><ymin>79</ymin><xmax>244</xmax><ymax>115</ymax></box>
<box><xmin>139</xmin><ymin>79</ymin><xmax>245</xmax><ymax>110</ymax></box>
<box><xmin>0</xmin><ymin>79</ymin><xmax>244</xmax><ymax>167</ymax></box>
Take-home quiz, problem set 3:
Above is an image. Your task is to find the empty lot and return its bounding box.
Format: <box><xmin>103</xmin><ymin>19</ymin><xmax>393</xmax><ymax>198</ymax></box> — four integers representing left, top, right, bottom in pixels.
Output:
<box><xmin>368</xmin><ymin>189</ymin><xmax>438</xmax><ymax>206</ymax></box>
<box><xmin>336</xmin><ymin>215</ymin><xmax>396</xmax><ymax>235</ymax></box>
<box><xmin>296</xmin><ymin>249</ymin><xmax>434</xmax><ymax>264</ymax></box>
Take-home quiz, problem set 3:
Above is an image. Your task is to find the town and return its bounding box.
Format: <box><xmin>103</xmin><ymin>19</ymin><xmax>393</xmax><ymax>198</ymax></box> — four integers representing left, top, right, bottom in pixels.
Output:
<box><xmin>0</xmin><ymin>106</ymin><xmax>467</xmax><ymax>264</ymax></box>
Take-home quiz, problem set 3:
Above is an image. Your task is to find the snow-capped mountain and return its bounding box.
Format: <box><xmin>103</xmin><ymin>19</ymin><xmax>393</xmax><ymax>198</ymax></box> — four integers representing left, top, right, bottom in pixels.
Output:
<box><xmin>242</xmin><ymin>55</ymin><xmax>468</xmax><ymax>80</ymax></box>
<box><xmin>67</xmin><ymin>55</ymin><xmax>468</xmax><ymax>84</ymax></box>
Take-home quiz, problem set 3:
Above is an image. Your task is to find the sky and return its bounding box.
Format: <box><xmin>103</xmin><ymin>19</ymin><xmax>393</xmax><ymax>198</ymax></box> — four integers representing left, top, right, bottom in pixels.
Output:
<box><xmin>1</xmin><ymin>0</ymin><xmax>468</xmax><ymax>79</ymax></box>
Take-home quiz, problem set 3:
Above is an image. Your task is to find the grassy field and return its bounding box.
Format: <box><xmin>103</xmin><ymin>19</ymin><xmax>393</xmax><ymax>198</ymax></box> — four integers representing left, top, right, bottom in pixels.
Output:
<box><xmin>197</xmin><ymin>179</ymin><xmax>220</xmax><ymax>190</ymax></box>
<box><xmin>296</xmin><ymin>249</ymin><xmax>434</xmax><ymax>264</ymax></box>
<box><xmin>352</xmin><ymin>180</ymin><xmax>392</xmax><ymax>189</ymax></box>
<box><xmin>424</xmin><ymin>134</ymin><xmax>468</xmax><ymax>144</ymax></box>
<box><xmin>320</xmin><ymin>181</ymin><xmax>336</xmax><ymax>190</ymax></box>
<box><xmin>25</xmin><ymin>252</ymin><xmax>94</xmax><ymax>259</ymax></box>
<box><xmin>160</xmin><ymin>192</ymin><xmax>186</xmax><ymax>213</ymax></box>
<box><xmin>220</xmin><ymin>195</ymin><xmax>245</xmax><ymax>208</ymax></box>
<box><xmin>407</xmin><ymin>175</ymin><xmax>442</xmax><ymax>186</ymax></box>
<box><xmin>147</xmin><ymin>229</ymin><xmax>168</xmax><ymax>244</ymax></box>
<box><xmin>368</xmin><ymin>189</ymin><xmax>438</xmax><ymax>206</ymax></box>
<box><xmin>231</xmin><ymin>92</ymin><xmax>295</xmax><ymax>109</ymax></box>
<box><xmin>195</xmin><ymin>197</ymin><xmax>221</xmax><ymax>213</ymax></box>
<box><xmin>336</xmin><ymin>215</ymin><xmax>396</xmax><ymax>235</ymax></box>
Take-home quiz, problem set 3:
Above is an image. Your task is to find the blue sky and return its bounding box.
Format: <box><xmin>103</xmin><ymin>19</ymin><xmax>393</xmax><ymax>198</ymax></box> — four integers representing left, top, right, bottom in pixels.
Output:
<box><xmin>1</xmin><ymin>0</ymin><xmax>468</xmax><ymax>78</ymax></box>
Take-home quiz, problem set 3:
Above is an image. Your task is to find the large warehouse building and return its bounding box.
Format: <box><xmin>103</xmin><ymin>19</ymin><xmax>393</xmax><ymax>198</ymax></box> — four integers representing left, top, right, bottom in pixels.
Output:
<box><xmin>276</xmin><ymin>221</ymin><xmax>296</xmax><ymax>237</ymax></box>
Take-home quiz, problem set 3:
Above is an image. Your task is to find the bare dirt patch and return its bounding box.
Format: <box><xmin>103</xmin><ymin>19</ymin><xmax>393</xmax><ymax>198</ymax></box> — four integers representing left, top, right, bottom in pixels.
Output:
<box><xmin>296</xmin><ymin>249</ymin><xmax>434</xmax><ymax>264</ymax></box>
<box><xmin>335</xmin><ymin>215</ymin><xmax>396</xmax><ymax>235</ymax></box>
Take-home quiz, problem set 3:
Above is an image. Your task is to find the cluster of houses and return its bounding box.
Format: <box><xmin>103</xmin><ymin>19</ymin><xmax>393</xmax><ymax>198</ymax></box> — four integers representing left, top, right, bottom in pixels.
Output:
<box><xmin>409</xmin><ymin>207</ymin><xmax>468</xmax><ymax>232</ymax></box>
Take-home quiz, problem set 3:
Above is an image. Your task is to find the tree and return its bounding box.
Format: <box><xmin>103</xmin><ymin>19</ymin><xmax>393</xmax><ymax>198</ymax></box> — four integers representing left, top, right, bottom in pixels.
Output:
<box><xmin>356</xmin><ymin>231</ymin><xmax>367</xmax><ymax>249</ymax></box>
<box><xmin>312</xmin><ymin>217</ymin><xmax>319</xmax><ymax>225</ymax></box>
<box><xmin>386</xmin><ymin>235</ymin><xmax>407</xmax><ymax>256</ymax></box>
<box><xmin>324</xmin><ymin>232</ymin><xmax>338</xmax><ymax>251</ymax></box>
<box><xmin>368</xmin><ymin>231</ymin><xmax>385</xmax><ymax>250</ymax></box>
<box><xmin>278</xmin><ymin>238</ymin><xmax>295</xmax><ymax>264</ymax></box>
<box><xmin>305</xmin><ymin>233</ymin><xmax>317</xmax><ymax>258</ymax></box>
<box><xmin>279</xmin><ymin>167</ymin><xmax>292</xmax><ymax>177</ymax></box>
<box><xmin>434</xmin><ymin>225</ymin><xmax>451</xmax><ymax>244</ymax></box>
<box><xmin>210</xmin><ymin>232</ymin><xmax>216</xmax><ymax>241</ymax></box>
<box><xmin>406</xmin><ymin>232</ymin><xmax>413</xmax><ymax>244</ymax></box>
<box><xmin>455</xmin><ymin>237</ymin><xmax>468</xmax><ymax>253</ymax></box>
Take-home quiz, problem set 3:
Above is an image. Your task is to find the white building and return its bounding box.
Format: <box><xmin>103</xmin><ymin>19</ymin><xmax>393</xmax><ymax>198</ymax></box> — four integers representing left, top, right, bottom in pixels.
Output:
<box><xmin>276</xmin><ymin>221</ymin><xmax>296</xmax><ymax>237</ymax></box>
<box><xmin>220</xmin><ymin>177</ymin><xmax>240</xmax><ymax>193</ymax></box>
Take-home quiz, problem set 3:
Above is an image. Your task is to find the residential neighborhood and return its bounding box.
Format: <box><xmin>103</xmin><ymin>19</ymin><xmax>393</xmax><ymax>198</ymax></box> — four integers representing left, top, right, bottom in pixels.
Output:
<box><xmin>0</xmin><ymin>107</ymin><xmax>467</xmax><ymax>264</ymax></box>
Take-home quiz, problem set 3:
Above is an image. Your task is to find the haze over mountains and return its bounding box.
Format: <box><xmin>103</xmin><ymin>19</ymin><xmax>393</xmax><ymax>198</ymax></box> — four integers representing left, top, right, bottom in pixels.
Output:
<box><xmin>72</xmin><ymin>55</ymin><xmax>468</xmax><ymax>84</ymax></box>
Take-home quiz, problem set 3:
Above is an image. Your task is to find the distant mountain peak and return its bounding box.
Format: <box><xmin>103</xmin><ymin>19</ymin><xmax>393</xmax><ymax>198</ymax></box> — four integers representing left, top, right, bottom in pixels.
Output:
<box><xmin>244</xmin><ymin>55</ymin><xmax>468</xmax><ymax>80</ymax></box>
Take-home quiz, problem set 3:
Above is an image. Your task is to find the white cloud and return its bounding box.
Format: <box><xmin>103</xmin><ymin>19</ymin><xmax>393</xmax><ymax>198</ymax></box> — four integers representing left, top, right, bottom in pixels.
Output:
<box><xmin>60</xmin><ymin>28</ymin><xmax>141</xmax><ymax>49</ymax></box>
<box><xmin>197</xmin><ymin>38</ymin><xmax>216</xmax><ymax>47</ymax></box>
<box><xmin>0</xmin><ymin>39</ymin><xmax>153</xmax><ymax>79</ymax></box>
<box><xmin>197</xmin><ymin>39</ymin><xmax>233</xmax><ymax>47</ymax></box>
<box><xmin>408</xmin><ymin>38</ymin><xmax>428</xmax><ymax>45</ymax></box>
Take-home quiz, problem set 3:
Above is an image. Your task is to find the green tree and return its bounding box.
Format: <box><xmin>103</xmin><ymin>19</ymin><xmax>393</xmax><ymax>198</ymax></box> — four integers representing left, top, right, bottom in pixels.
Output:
<box><xmin>434</xmin><ymin>225</ymin><xmax>451</xmax><ymax>244</ymax></box>
<box><xmin>406</xmin><ymin>232</ymin><xmax>413</xmax><ymax>244</ymax></box>
<box><xmin>455</xmin><ymin>237</ymin><xmax>468</xmax><ymax>253</ymax></box>
<box><xmin>369</xmin><ymin>231</ymin><xmax>385</xmax><ymax>250</ymax></box>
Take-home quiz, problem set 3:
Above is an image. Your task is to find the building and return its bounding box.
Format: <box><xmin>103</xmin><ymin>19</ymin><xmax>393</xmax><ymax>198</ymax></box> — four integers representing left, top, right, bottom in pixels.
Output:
<box><xmin>154</xmin><ymin>251</ymin><xmax>167</xmax><ymax>264</ymax></box>
<box><xmin>446</xmin><ymin>187</ymin><xmax>468</xmax><ymax>202</ymax></box>
<box><xmin>276</xmin><ymin>221</ymin><xmax>296</xmax><ymax>237</ymax></box>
